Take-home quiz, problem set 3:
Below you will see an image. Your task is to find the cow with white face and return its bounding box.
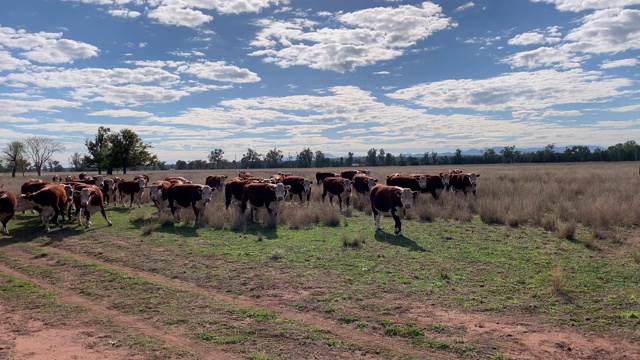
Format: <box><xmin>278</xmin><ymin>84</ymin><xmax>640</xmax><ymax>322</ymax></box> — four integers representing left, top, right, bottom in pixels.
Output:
<box><xmin>240</xmin><ymin>182</ymin><xmax>291</xmax><ymax>223</ymax></box>
<box><xmin>448</xmin><ymin>173</ymin><xmax>480</xmax><ymax>196</ymax></box>
<box><xmin>75</xmin><ymin>186</ymin><xmax>112</xmax><ymax>227</ymax></box>
<box><xmin>370</xmin><ymin>184</ymin><xmax>419</xmax><ymax>236</ymax></box>
<box><xmin>148</xmin><ymin>180</ymin><xmax>172</xmax><ymax>217</ymax></box>
<box><xmin>166</xmin><ymin>184</ymin><xmax>214</xmax><ymax>225</ymax></box>
<box><xmin>282</xmin><ymin>176</ymin><xmax>313</xmax><ymax>204</ymax></box>
<box><xmin>321</xmin><ymin>177</ymin><xmax>352</xmax><ymax>211</ymax></box>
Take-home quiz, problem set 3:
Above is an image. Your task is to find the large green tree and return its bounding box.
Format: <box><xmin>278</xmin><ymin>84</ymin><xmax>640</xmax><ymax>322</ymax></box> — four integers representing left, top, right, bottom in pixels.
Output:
<box><xmin>208</xmin><ymin>148</ymin><xmax>225</xmax><ymax>168</ymax></box>
<box><xmin>241</xmin><ymin>148</ymin><xmax>262</xmax><ymax>168</ymax></box>
<box><xmin>84</xmin><ymin>126</ymin><xmax>112</xmax><ymax>174</ymax></box>
<box><xmin>1</xmin><ymin>141</ymin><xmax>26</xmax><ymax>177</ymax></box>
<box><xmin>264</xmin><ymin>148</ymin><xmax>283</xmax><ymax>168</ymax></box>
<box><xmin>24</xmin><ymin>136</ymin><xmax>65</xmax><ymax>176</ymax></box>
<box><xmin>296</xmin><ymin>148</ymin><xmax>313</xmax><ymax>168</ymax></box>
<box><xmin>107</xmin><ymin>129</ymin><xmax>157</xmax><ymax>174</ymax></box>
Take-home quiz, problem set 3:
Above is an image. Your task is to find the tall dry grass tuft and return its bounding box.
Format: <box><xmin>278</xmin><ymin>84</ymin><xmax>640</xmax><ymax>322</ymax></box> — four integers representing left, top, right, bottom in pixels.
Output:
<box><xmin>550</xmin><ymin>266</ymin><xmax>564</xmax><ymax>295</ymax></box>
<box><xmin>342</xmin><ymin>233</ymin><xmax>364</xmax><ymax>248</ymax></box>
<box><xmin>559</xmin><ymin>221</ymin><xmax>577</xmax><ymax>240</ymax></box>
<box><xmin>478</xmin><ymin>198</ymin><xmax>505</xmax><ymax>225</ymax></box>
<box><xmin>415</xmin><ymin>202</ymin><xmax>436</xmax><ymax>222</ymax></box>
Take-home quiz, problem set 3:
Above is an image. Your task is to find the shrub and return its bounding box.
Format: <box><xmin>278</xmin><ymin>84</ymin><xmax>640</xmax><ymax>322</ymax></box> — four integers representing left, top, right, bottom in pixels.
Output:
<box><xmin>342</xmin><ymin>233</ymin><xmax>364</xmax><ymax>248</ymax></box>
<box><xmin>550</xmin><ymin>266</ymin><xmax>564</xmax><ymax>295</ymax></box>
<box><xmin>559</xmin><ymin>221</ymin><xmax>577</xmax><ymax>240</ymax></box>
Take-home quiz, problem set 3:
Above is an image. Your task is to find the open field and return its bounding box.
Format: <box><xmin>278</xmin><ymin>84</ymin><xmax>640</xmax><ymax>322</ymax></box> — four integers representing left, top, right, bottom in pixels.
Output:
<box><xmin>1</xmin><ymin>162</ymin><xmax>639</xmax><ymax>359</ymax></box>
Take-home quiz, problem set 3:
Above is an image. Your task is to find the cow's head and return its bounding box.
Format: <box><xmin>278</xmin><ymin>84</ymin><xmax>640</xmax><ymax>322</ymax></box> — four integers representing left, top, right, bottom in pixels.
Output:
<box><xmin>342</xmin><ymin>179</ymin><xmax>352</xmax><ymax>193</ymax></box>
<box><xmin>440</xmin><ymin>173</ymin><xmax>450</xmax><ymax>187</ymax></box>
<box><xmin>136</xmin><ymin>177</ymin><xmax>146</xmax><ymax>189</ymax></box>
<box><xmin>271</xmin><ymin>183</ymin><xmax>291</xmax><ymax>201</ymax></box>
<box><xmin>467</xmin><ymin>173</ymin><xmax>479</xmax><ymax>186</ymax></box>
<box><xmin>94</xmin><ymin>175</ymin><xmax>104</xmax><ymax>187</ymax></box>
<box><xmin>149</xmin><ymin>184</ymin><xmax>162</xmax><ymax>201</ymax></box>
<box><xmin>417</xmin><ymin>175</ymin><xmax>428</xmax><ymax>189</ymax></box>
<box><xmin>62</xmin><ymin>184</ymin><xmax>73</xmax><ymax>199</ymax></box>
<box><xmin>300</xmin><ymin>178</ymin><xmax>312</xmax><ymax>194</ymax></box>
<box><xmin>367</xmin><ymin>177</ymin><xmax>378</xmax><ymax>190</ymax></box>
<box><xmin>219</xmin><ymin>175</ymin><xmax>228</xmax><ymax>186</ymax></box>
<box><xmin>199</xmin><ymin>185</ymin><xmax>214</xmax><ymax>203</ymax></box>
<box><xmin>395</xmin><ymin>187</ymin><xmax>419</xmax><ymax>209</ymax></box>
<box><xmin>106</xmin><ymin>178</ymin><xmax>115</xmax><ymax>190</ymax></box>
<box><xmin>79</xmin><ymin>187</ymin><xmax>96</xmax><ymax>207</ymax></box>
<box><xmin>15</xmin><ymin>194</ymin><xmax>36</xmax><ymax>212</ymax></box>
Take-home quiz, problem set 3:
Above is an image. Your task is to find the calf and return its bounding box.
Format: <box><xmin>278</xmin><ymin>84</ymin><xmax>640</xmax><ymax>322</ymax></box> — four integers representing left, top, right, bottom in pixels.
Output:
<box><xmin>370</xmin><ymin>184</ymin><xmax>419</xmax><ymax>236</ymax></box>
<box><xmin>352</xmin><ymin>174</ymin><xmax>378</xmax><ymax>196</ymax></box>
<box><xmin>225</xmin><ymin>179</ymin><xmax>253</xmax><ymax>209</ymax></box>
<box><xmin>15</xmin><ymin>185</ymin><xmax>67</xmax><ymax>231</ymax></box>
<box><xmin>315</xmin><ymin>171</ymin><xmax>339</xmax><ymax>187</ymax></box>
<box><xmin>74</xmin><ymin>186</ymin><xmax>112</xmax><ymax>227</ymax></box>
<box><xmin>205</xmin><ymin>175</ymin><xmax>228</xmax><ymax>189</ymax></box>
<box><xmin>386</xmin><ymin>174</ymin><xmax>426</xmax><ymax>192</ymax></box>
<box><xmin>448</xmin><ymin>173</ymin><xmax>479</xmax><ymax>196</ymax></box>
<box><xmin>410</xmin><ymin>173</ymin><xmax>450</xmax><ymax>200</ymax></box>
<box><xmin>52</xmin><ymin>174</ymin><xmax>62</xmax><ymax>182</ymax></box>
<box><xmin>240</xmin><ymin>182</ymin><xmax>291</xmax><ymax>223</ymax></box>
<box><xmin>282</xmin><ymin>176</ymin><xmax>313</xmax><ymax>204</ymax></box>
<box><xmin>340</xmin><ymin>170</ymin><xmax>363</xmax><ymax>180</ymax></box>
<box><xmin>148</xmin><ymin>180</ymin><xmax>172</xmax><ymax>217</ymax></box>
<box><xmin>101</xmin><ymin>178</ymin><xmax>117</xmax><ymax>205</ymax></box>
<box><xmin>117</xmin><ymin>177</ymin><xmax>146</xmax><ymax>207</ymax></box>
<box><xmin>0</xmin><ymin>190</ymin><xmax>17</xmax><ymax>235</ymax></box>
<box><xmin>321</xmin><ymin>177</ymin><xmax>352</xmax><ymax>211</ymax></box>
<box><xmin>166</xmin><ymin>184</ymin><xmax>214</xmax><ymax>225</ymax></box>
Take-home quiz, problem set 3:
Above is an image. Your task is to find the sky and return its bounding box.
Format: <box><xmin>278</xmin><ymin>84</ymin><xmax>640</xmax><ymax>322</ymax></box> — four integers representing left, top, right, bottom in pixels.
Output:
<box><xmin>1</xmin><ymin>0</ymin><xmax>639</xmax><ymax>164</ymax></box>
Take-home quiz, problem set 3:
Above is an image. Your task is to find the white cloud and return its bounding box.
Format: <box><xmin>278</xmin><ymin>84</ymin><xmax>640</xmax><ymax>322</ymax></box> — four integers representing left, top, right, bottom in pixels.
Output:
<box><xmin>501</xmin><ymin>46</ymin><xmax>587</xmax><ymax>69</ymax></box>
<box><xmin>373</xmin><ymin>71</ymin><xmax>390</xmax><ymax>75</ymax></box>
<box><xmin>600</xmin><ymin>58</ymin><xmax>639</xmax><ymax>68</ymax></box>
<box><xmin>147</xmin><ymin>4</ymin><xmax>213</xmax><ymax>28</ymax></box>
<box><xmin>531</xmin><ymin>0</ymin><xmax>640</xmax><ymax>12</ymax></box>
<box><xmin>87</xmin><ymin>109</ymin><xmax>154</xmax><ymax>117</ymax></box>
<box><xmin>563</xmin><ymin>8</ymin><xmax>640</xmax><ymax>54</ymax></box>
<box><xmin>249</xmin><ymin>2</ymin><xmax>454</xmax><ymax>72</ymax></box>
<box><xmin>0</xmin><ymin>26</ymin><xmax>99</xmax><ymax>64</ymax></box>
<box><xmin>455</xmin><ymin>2</ymin><xmax>475</xmax><ymax>12</ymax></box>
<box><xmin>0</xmin><ymin>49</ymin><xmax>30</xmax><ymax>71</ymax></box>
<box><xmin>508</xmin><ymin>27</ymin><xmax>562</xmax><ymax>46</ymax></box>
<box><xmin>387</xmin><ymin>69</ymin><xmax>632</xmax><ymax>112</ymax></box>
<box><xmin>609</xmin><ymin>104</ymin><xmax>640</xmax><ymax>112</ymax></box>
<box><xmin>108</xmin><ymin>8</ymin><xmax>141</xmax><ymax>18</ymax></box>
<box><xmin>542</xmin><ymin>109</ymin><xmax>583</xmax><ymax>117</ymax></box>
<box><xmin>175</xmin><ymin>61</ymin><xmax>261</xmax><ymax>83</ymax></box>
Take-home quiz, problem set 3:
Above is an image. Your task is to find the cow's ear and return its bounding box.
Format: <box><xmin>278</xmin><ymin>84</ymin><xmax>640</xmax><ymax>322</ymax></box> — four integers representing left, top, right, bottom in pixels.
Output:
<box><xmin>298</xmin><ymin>179</ymin><xmax>305</xmax><ymax>185</ymax></box>
<box><xmin>475</xmin><ymin>173</ymin><xmax>480</xmax><ymax>177</ymax></box>
<box><xmin>395</xmin><ymin>190</ymin><xmax>402</xmax><ymax>197</ymax></box>
<box><xmin>284</xmin><ymin>185</ymin><xmax>291</xmax><ymax>191</ymax></box>
<box><xmin>310</xmin><ymin>180</ymin><xmax>314</xmax><ymax>184</ymax></box>
<box><xmin>412</xmin><ymin>191</ymin><xmax>419</xmax><ymax>199</ymax></box>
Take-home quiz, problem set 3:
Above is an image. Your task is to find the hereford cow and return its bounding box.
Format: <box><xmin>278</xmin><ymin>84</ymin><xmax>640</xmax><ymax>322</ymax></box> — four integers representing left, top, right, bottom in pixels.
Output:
<box><xmin>101</xmin><ymin>178</ymin><xmax>117</xmax><ymax>205</ymax></box>
<box><xmin>386</xmin><ymin>174</ymin><xmax>427</xmax><ymax>192</ymax></box>
<box><xmin>165</xmin><ymin>176</ymin><xmax>191</xmax><ymax>184</ymax></box>
<box><xmin>409</xmin><ymin>173</ymin><xmax>450</xmax><ymax>200</ymax></box>
<box><xmin>321</xmin><ymin>177</ymin><xmax>352</xmax><ymax>211</ymax></box>
<box><xmin>448</xmin><ymin>173</ymin><xmax>480</xmax><ymax>196</ymax></box>
<box><xmin>148</xmin><ymin>180</ymin><xmax>172</xmax><ymax>217</ymax></box>
<box><xmin>315</xmin><ymin>171</ymin><xmax>339</xmax><ymax>187</ymax></box>
<box><xmin>73</xmin><ymin>186</ymin><xmax>112</xmax><ymax>227</ymax></box>
<box><xmin>15</xmin><ymin>184</ymin><xmax>67</xmax><ymax>231</ymax></box>
<box><xmin>52</xmin><ymin>174</ymin><xmax>62</xmax><ymax>182</ymax></box>
<box><xmin>117</xmin><ymin>177</ymin><xmax>146</xmax><ymax>207</ymax></box>
<box><xmin>166</xmin><ymin>184</ymin><xmax>214</xmax><ymax>225</ymax></box>
<box><xmin>281</xmin><ymin>176</ymin><xmax>312</xmax><ymax>204</ymax></box>
<box><xmin>352</xmin><ymin>174</ymin><xmax>378</xmax><ymax>196</ymax></box>
<box><xmin>134</xmin><ymin>174</ymin><xmax>150</xmax><ymax>187</ymax></box>
<box><xmin>340</xmin><ymin>170</ymin><xmax>364</xmax><ymax>180</ymax></box>
<box><xmin>205</xmin><ymin>175</ymin><xmax>228</xmax><ymax>189</ymax></box>
<box><xmin>225</xmin><ymin>179</ymin><xmax>254</xmax><ymax>209</ymax></box>
<box><xmin>78</xmin><ymin>172</ymin><xmax>89</xmax><ymax>180</ymax></box>
<box><xmin>239</xmin><ymin>170</ymin><xmax>255</xmax><ymax>180</ymax></box>
<box><xmin>370</xmin><ymin>184</ymin><xmax>419</xmax><ymax>236</ymax></box>
<box><xmin>0</xmin><ymin>190</ymin><xmax>17</xmax><ymax>235</ymax></box>
<box><xmin>65</xmin><ymin>175</ymin><xmax>77</xmax><ymax>181</ymax></box>
<box><xmin>240</xmin><ymin>182</ymin><xmax>291</xmax><ymax>223</ymax></box>
<box><xmin>77</xmin><ymin>175</ymin><xmax>104</xmax><ymax>187</ymax></box>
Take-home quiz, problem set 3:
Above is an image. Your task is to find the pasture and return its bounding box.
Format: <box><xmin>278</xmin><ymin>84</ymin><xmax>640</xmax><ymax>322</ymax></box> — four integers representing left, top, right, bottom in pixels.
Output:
<box><xmin>1</xmin><ymin>162</ymin><xmax>639</xmax><ymax>359</ymax></box>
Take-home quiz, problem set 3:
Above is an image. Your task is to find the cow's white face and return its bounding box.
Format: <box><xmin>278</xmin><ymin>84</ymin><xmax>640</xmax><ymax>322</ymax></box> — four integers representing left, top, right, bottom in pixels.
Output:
<box><xmin>149</xmin><ymin>185</ymin><xmax>162</xmax><ymax>200</ymax></box>
<box><xmin>62</xmin><ymin>184</ymin><xmax>73</xmax><ymax>199</ymax></box>
<box><xmin>302</xmin><ymin>179</ymin><xmax>312</xmax><ymax>194</ymax></box>
<box><xmin>367</xmin><ymin>177</ymin><xmax>377</xmax><ymax>190</ymax></box>
<box><xmin>343</xmin><ymin>179</ymin><xmax>352</xmax><ymax>193</ymax></box>
<box><xmin>271</xmin><ymin>183</ymin><xmax>291</xmax><ymax>201</ymax></box>
<box><xmin>106</xmin><ymin>179</ymin><xmax>115</xmax><ymax>190</ymax></box>
<box><xmin>440</xmin><ymin>173</ymin><xmax>450</xmax><ymax>187</ymax></box>
<box><xmin>219</xmin><ymin>175</ymin><xmax>228</xmax><ymax>186</ymax></box>
<box><xmin>418</xmin><ymin>175</ymin><xmax>427</xmax><ymax>189</ymax></box>
<box><xmin>396</xmin><ymin>188</ymin><xmax>419</xmax><ymax>209</ymax></box>
<box><xmin>137</xmin><ymin>178</ymin><xmax>146</xmax><ymax>189</ymax></box>
<box><xmin>94</xmin><ymin>175</ymin><xmax>104</xmax><ymax>187</ymax></box>
<box><xmin>80</xmin><ymin>188</ymin><xmax>94</xmax><ymax>207</ymax></box>
<box><xmin>15</xmin><ymin>195</ymin><xmax>36</xmax><ymax>212</ymax></box>
<box><xmin>200</xmin><ymin>185</ymin><xmax>213</xmax><ymax>203</ymax></box>
<box><xmin>468</xmin><ymin>173</ymin><xmax>479</xmax><ymax>186</ymax></box>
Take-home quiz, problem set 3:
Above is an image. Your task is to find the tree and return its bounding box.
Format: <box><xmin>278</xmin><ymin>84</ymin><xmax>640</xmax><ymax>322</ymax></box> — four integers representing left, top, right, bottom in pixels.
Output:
<box><xmin>265</xmin><ymin>148</ymin><xmax>283</xmax><ymax>168</ymax></box>
<box><xmin>84</xmin><ymin>126</ymin><xmax>112</xmax><ymax>174</ymax></box>
<box><xmin>107</xmin><ymin>129</ymin><xmax>156</xmax><ymax>174</ymax></box>
<box><xmin>430</xmin><ymin>151</ymin><xmax>438</xmax><ymax>165</ymax></box>
<box><xmin>208</xmin><ymin>149</ymin><xmax>225</xmax><ymax>169</ymax></box>
<box><xmin>421</xmin><ymin>152</ymin><xmax>429</xmax><ymax>165</ymax></box>
<box><xmin>385</xmin><ymin>152</ymin><xmax>396</xmax><ymax>166</ymax></box>
<box><xmin>175</xmin><ymin>160</ymin><xmax>187</xmax><ymax>170</ymax></box>
<box><xmin>314</xmin><ymin>150</ymin><xmax>326</xmax><ymax>167</ymax></box>
<box><xmin>2</xmin><ymin>141</ymin><xmax>26</xmax><ymax>177</ymax></box>
<box><xmin>69</xmin><ymin>152</ymin><xmax>85</xmax><ymax>170</ymax></box>
<box><xmin>241</xmin><ymin>148</ymin><xmax>262</xmax><ymax>168</ymax></box>
<box><xmin>296</xmin><ymin>148</ymin><xmax>314</xmax><ymax>168</ymax></box>
<box><xmin>24</xmin><ymin>136</ymin><xmax>65</xmax><ymax>176</ymax></box>
<box><xmin>345</xmin><ymin>152</ymin><xmax>354</xmax><ymax>167</ymax></box>
<box><xmin>453</xmin><ymin>148</ymin><xmax>463</xmax><ymax>164</ymax></box>
<box><xmin>500</xmin><ymin>145</ymin><xmax>516</xmax><ymax>164</ymax></box>
<box><xmin>377</xmin><ymin>148</ymin><xmax>386</xmax><ymax>166</ymax></box>
<box><xmin>482</xmin><ymin>148</ymin><xmax>498</xmax><ymax>163</ymax></box>
<box><xmin>365</xmin><ymin>148</ymin><xmax>377</xmax><ymax>166</ymax></box>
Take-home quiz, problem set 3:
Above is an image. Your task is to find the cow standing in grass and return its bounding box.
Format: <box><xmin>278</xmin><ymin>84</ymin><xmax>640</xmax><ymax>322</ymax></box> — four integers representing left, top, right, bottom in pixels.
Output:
<box><xmin>370</xmin><ymin>184</ymin><xmax>419</xmax><ymax>236</ymax></box>
<box><xmin>241</xmin><ymin>182</ymin><xmax>291</xmax><ymax>223</ymax></box>
<box><xmin>166</xmin><ymin>184</ymin><xmax>214</xmax><ymax>225</ymax></box>
<box><xmin>74</xmin><ymin>186</ymin><xmax>112</xmax><ymax>228</ymax></box>
<box><xmin>321</xmin><ymin>177</ymin><xmax>352</xmax><ymax>211</ymax></box>
<box><xmin>0</xmin><ymin>190</ymin><xmax>17</xmax><ymax>235</ymax></box>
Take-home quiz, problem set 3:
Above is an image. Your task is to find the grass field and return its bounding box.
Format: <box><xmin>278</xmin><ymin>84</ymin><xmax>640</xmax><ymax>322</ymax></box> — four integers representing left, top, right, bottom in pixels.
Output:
<box><xmin>1</xmin><ymin>162</ymin><xmax>639</xmax><ymax>359</ymax></box>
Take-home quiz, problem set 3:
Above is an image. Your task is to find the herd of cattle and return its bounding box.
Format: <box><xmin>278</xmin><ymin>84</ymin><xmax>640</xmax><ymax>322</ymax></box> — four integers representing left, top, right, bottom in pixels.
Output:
<box><xmin>0</xmin><ymin>169</ymin><xmax>479</xmax><ymax>237</ymax></box>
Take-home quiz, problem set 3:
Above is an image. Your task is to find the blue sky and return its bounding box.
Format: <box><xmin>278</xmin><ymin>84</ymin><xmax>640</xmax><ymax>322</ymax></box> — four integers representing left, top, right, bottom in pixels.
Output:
<box><xmin>1</xmin><ymin>0</ymin><xmax>639</xmax><ymax>164</ymax></box>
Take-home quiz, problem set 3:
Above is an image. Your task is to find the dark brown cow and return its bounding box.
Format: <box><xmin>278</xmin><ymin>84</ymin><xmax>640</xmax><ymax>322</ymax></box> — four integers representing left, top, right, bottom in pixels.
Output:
<box><xmin>166</xmin><ymin>184</ymin><xmax>214</xmax><ymax>225</ymax></box>
<box><xmin>101</xmin><ymin>178</ymin><xmax>117</xmax><ymax>205</ymax></box>
<box><xmin>409</xmin><ymin>173</ymin><xmax>450</xmax><ymax>200</ymax></box>
<box><xmin>386</xmin><ymin>174</ymin><xmax>426</xmax><ymax>192</ymax></box>
<box><xmin>321</xmin><ymin>177</ymin><xmax>352</xmax><ymax>211</ymax></box>
<box><xmin>117</xmin><ymin>177</ymin><xmax>146</xmax><ymax>207</ymax></box>
<box><xmin>52</xmin><ymin>174</ymin><xmax>62</xmax><ymax>182</ymax></box>
<box><xmin>448</xmin><ymin>173</ymin><xmax>480</xmax><ymax>196</ymax></box>
<box><xmin>148</xmin><ymin>180</ymin><xmax>172</xmax><ymax>217</ymax></box>
<box><xmin>205</xmin><ymin>175</ymin><xmax>228</xmax><ymax>189</ymax></box>
<box><xmin>73</xmin><ymin>185</ymin><xmax>112</xmax><ymax>227</ymax></box>
<box><xmin>370</xmin><ymin>184</ymin><xmax>419</xmax><ymax>236</ymax></box>
<box><xmin>240</xmin><ymin>182</ymin><xmax>291</xmax><ymax>223</ymax></box>
<box><xmin>225</xmin><ymin>179</ymin><xmax>253</xmax><ymax>209</ymax></box>
<box><xmin>281</xmin><ymin>176</ymin><xmax>312</xmax><ymax>204</ymax></box>
<box><xmin>340</xmin><ymin>170</ymin><xmax>363</xmax><ymax>180</ymax></box>
<box><xmin>15</xmin><ymin>184</ymin><xmax>67</xmax><ymax>231</ymax></box>
<box><xmin>78</xmin><ymin>172</ymin><xmax>89</xmax><ymax>180</ymax></box>
<box><xmin>0</xmin><ymin>190</ymin><xmax>17</xmax><ymax>235</ymax></box>
<box><xmin>352</xmin><ymin>174</ymin><xmax>378</xmax><ymax>196</ymax></box>
<box><xmin>315</xmin><ymin>171</ymin><xmax>339</xmax><ymax>186</ymax></box>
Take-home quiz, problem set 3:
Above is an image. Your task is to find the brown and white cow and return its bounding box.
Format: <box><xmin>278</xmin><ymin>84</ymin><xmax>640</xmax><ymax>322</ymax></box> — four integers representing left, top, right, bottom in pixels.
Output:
<box><xmin>240</xmin><ymin>182</ymin><xmax>291</xmax><ymax>223</ymax></box>
<box><xmin>166</xmin><ymin>184</ymin><xmax>214</xmax><ymax>225</ymax></box>
<box><xmin>117</xmin><ymin>177</ymin><xmax>147</xmax><ymax>207</ymax></box>
<box><xmin>281</xmin><ymin>176</ymin><xmax>313</xmax><ymax>204</ymax></box>
<box><xmin>76</xmin><ymin>175</ymin><xmax>104</xmax><ymax>187</ymax></box>
<box><xmin>238</xmin><ymin>170</ymin><xmax>255</xmax><ymax>180</ymax></box>
<box><xmin>205</xmin><ymin>175</ymin><xmax>228</xmax><ymax>189</ymax></box>
<box><xmin>15</xmin><ymin>184</ymin><xmax>67</xmax><ymax>231</ymax></box>
<box><xmin>315</xmin><ymin>171</ymin><xmax>339</xmax><ymax>187</ymax></box>
<box><xmin>101</xmin><ymin>178</ymin><xmax>118</xmax><ymax>205</ymax></box>
<box><xmin>340</xmin><ymin>170</ymin><xmax>364</xmax><ymax>180</ymax></box>
<box><xmin>370</xmin><ymin>184</ymin><xmax>419</xmax><ymax>236</ymax></box>
<box><xmin>165</xmin><ymin>176</ymin><xmax>191</xmax><ymax>184</ymax></box>
<box><xmin>52</xmin><ymin>174</ymin><xmax>62</xmax><ymax>182</ymax></box>
<box><xmin>0</xmin><ymin>190</ymin><xmax>17</xmax><ymax>235</ymax></box>
<box><xmin>134</xmin><ymin>174</ymin><xmax>150</xmax><ymax>187</ymax></box>
<box><xmin>148</xmin><ymin>180</ymin><xmax>172</xmax><ymax>217</ymax></box>
<box><xmin>352</xmin><ymin>174</ymin><xmax>378</xmax><ymax>196</ymax></box>
<box><xmin>321</xmin><ymin>177</ymin><xmax>352</xmax><ymax>211</ymax></box>
<box><xmin>65</xmin><ymin>175</ymin><xmax>77</xmax><ymax>181</ymax></box>
<box><xmin>73</xmin><ymin>186</ymin><xmax>112</xmax><ymax>227</ymax></box>
<box><xmin>225</xmin><ymin>179</ymin><xmax>253</xmax><ymax>209</ymax></box>
<box><xmin>448</xmin><ymin>173</ymin><xmax>480</xmax><ymax>196</ymax></box>
<box><xmin>409</xmin><ymin>173</ymin><xmax>450</xmax><ymax>200</ymax></box>
<box><xmin>386</xmin><ymin>174</ymin><xmax>427</xmax><ymax>192</ymax></box>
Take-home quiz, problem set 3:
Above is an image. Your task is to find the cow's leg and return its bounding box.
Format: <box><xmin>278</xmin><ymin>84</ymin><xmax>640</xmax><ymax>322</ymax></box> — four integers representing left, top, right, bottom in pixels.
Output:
<box><xmin>306</xmin><ymin>192</ymin><xmax>311</xmax><ymax>204</ymax></box>
<box><xmin>129</xmin><ymin>194</ymin><xmax>135</xmax><ymax>208</ymax></box>
<box><xmin>192</xmin><ymin>204</ymin><xmax>200</xmax><ymax>226</ymax></box>
<box><xmin>391</xmin><ymin>208</ymin><xmax>402</xmax><ymax>236</ymax></box>
<box><xmin>337</xmin><ymin>195</ymin><xmax>342</xmax><ymax>211</ymax></box>
<box><xmin>100</xmin><ymin>207</ymin><xmax>112</xmax><ymax>226</ymax></box>
<box><xmin>41</xmin><ymin>207</ymin><xmax>54</xmax><ymax>232</ymax></box>
<box><xmin>371</xmin><ymin>205</ymin><xmax>381</xmax><ymax>231</ymax></box>
<box><xmin>251</xmin><ymin>207</ymin><xmax>257</xmax><ymax>223</ymax></box>
<box><xmin>345</xmin><ymin>194</ymin><xmax>350</xmax><ymax>209</ymax></box>
<box><xmin>85</xmin><ymin>209</ymin><xmax>92</xmax><ymax>227</ymax></box>
<box><xmin>321</xmin><ymin>190</ymin><xmax>327</xmax><ymax>203</ymax></box>
<box><xmin>136</xmin><ymin>192</ymin><xmax>143</xmax><ymax>207</ymax></box>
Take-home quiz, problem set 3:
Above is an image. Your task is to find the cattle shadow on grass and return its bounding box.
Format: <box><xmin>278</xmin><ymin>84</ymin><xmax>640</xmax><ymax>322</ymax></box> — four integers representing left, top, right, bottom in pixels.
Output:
<box><xmin>0</xmin><ymin>217</ymin><xmax>90</xmax><ymax>248</ymax></box>
<box><xmin>374</xmin><ymin>230</ymin><xmax>426</xmax><ymax>252</ymax></box>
